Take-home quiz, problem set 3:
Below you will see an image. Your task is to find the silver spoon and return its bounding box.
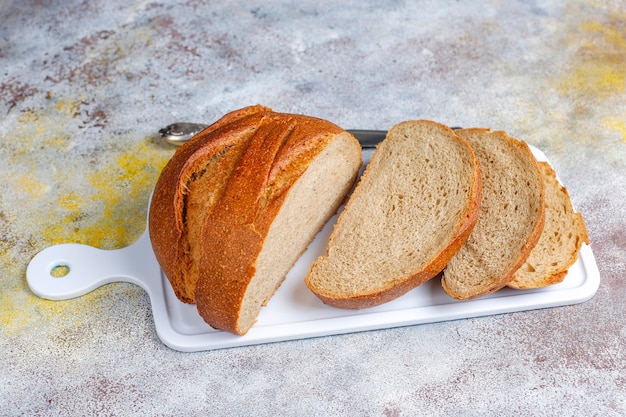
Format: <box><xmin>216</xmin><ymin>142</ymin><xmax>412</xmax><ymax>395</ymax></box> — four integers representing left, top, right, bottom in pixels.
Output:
<box><xmin>158</xmin><ymin>123</ymin><xmax>208</xmax><ymax>146</ymax></box>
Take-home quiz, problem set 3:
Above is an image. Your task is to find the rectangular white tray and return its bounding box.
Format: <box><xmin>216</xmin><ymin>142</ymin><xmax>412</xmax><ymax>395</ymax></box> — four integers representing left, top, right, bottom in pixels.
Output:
<box><xmin>27</xmin><ymin>146</ymin><xmax>600</xmax><ymax>352</ymax></box>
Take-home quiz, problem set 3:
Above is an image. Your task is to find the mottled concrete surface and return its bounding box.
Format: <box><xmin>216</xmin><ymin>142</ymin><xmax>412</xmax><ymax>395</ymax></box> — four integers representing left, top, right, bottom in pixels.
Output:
<box><xmin>2</xmin><ymin>1</ymin><xmax>625</xmax><ymax>416</ymax></box>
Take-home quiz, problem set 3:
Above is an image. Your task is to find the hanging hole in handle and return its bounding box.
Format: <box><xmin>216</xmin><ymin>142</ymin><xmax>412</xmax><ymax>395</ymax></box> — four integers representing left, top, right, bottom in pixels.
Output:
<box><xmin>50</xmin><ymin>264</ymin><xmax>70</xmax><ymax>278</ymax></box>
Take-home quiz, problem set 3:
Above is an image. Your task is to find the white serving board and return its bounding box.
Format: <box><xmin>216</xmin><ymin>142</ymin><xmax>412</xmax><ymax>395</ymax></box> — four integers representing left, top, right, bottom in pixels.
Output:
<box><xmin>26</xmin><ymin>146</ymin><xmax>600</xmax><ymax>352</ymax></box>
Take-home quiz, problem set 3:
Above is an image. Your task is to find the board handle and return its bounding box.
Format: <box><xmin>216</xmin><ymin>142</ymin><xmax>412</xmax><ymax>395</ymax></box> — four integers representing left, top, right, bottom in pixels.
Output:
<box><xmin>26</xmin><ymin>232</ymin><xmax>160</xmax><ymax>300</ymax></box>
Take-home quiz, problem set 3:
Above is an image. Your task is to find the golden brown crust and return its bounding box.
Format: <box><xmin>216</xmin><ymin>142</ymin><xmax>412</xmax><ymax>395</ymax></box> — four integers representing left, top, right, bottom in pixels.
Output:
<box><xmin>149</xmin><ymin>105</ymin><xmax>271</xmax><ymax>303</ymax></box>
<box><xmin>148</xmin><ymin>105</ymin><xmax>357</xmax><ymax>334</ymax></box>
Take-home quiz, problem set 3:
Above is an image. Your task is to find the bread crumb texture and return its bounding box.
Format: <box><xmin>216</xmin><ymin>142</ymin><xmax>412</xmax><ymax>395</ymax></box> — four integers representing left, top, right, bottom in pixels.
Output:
<box><xmin>442</xmin><ymin>129</ymin><xmax>545</xmax><ymax>299</ymax></box>
<box><xmin>306</xmin><ymin>120</ymin><xmax>480</xmax><ymax>307</ymax></box>
<box><xmin>509</xmin><ymin>162</ymin><xmax>589</xmax><ymax>288</ymax></box>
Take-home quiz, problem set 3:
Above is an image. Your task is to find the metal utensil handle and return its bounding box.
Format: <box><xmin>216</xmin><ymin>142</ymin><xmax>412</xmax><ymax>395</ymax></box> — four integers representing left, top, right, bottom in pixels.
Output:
<box><xmin>159</xmin><ymin>123</ymin><xmax>389</xmax><ymax>148</ymax></box>
<box><xmin>159</xmin><ymin>122</ymin><xmax>464</xmax><ymax>148</ymax></box>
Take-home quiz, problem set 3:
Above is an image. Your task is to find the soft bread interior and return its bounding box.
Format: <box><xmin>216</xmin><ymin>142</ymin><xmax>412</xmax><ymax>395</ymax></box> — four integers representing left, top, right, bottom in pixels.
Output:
<box><xmin>508</xmin><ymin>161</ymin><xmax>588</xmax><ymax>289</ymax></box>
<box><xmin>305</xmin><ymin>121</ymin><xmax>480</xmax><ymax>305</ymax></box>
<box><xmin>442</xmin><ymin>129</ymin><xmax>545</xmax><ymax>299</ymax></box>
<box><xmin>236</xmin><ymin>133</ymin><xmax>362</xmax><ymax>333</ymax></box>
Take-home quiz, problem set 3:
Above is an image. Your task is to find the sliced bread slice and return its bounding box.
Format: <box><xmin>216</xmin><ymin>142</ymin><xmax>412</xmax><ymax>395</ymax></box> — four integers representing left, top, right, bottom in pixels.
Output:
<box><xmin>441</xmin><ymin>128</ymin><xmax>545</xmax><ymax>300</ymax></box>
<box><xmin>508</xmin><ymin>161</ymin><xmax>589</xmax><ymax>289</ymax></box>
<box><xmin>305</xmin><ymin>120</ymin><xmax>482</xmax><ymax>309</ymax></box>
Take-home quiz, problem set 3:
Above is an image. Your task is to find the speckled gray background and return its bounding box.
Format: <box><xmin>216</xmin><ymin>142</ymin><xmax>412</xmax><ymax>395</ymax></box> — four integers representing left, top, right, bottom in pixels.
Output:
<box><xmin>2</xmin><ymin>1</ymin><xmax>625</xmax><ymax>416</ymax></box>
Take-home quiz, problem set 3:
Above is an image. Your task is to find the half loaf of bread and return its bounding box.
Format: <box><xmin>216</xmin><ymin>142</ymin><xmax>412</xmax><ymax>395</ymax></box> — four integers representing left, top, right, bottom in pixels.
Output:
<box><xmin>148</xmin><ymin>105</ymin><xmax>362</xmax><ymax>335</ymax></box>
<box><xmin>442</xmin><ymin>128</ymin><xmax>546</xmax><ymax>300</ymax></box>
<box><xmin>508</xmin><ymin>161</ymin><xmax>589</xmax><ymax>289</ymax></box>
<box><xmin>305</xmin><ymin>120</ymin><xmax>482</xmax><ymax>309</ymax></box>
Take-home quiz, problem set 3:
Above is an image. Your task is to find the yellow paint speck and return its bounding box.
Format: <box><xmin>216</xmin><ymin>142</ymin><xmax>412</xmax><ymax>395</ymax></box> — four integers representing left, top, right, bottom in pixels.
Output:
<box><xmin>19</xmin><ymin>173</ymin><xmax>49</xmax><ymax>197</ymax></box>
<box><xmin>38</xmin><ymin>137</ymin><xmax>171</xmax><ymax>249</ymax></box>
<box><xmin>563</xmin><ymin>62</ymin><xmax>625</xmax><ymax>96</ymax></box>
<box><xmin>59</xmin><ymin>191</ymin><xmax>81</xmax><ymax>211</ymax></box>
<box><xmin>559</xmin><ymin>15</ymin><xmax>626</xmax><ymax>98</ymax></box>
<box><xmin>0</xmin><ymin>294</ymin><xmax>30</xmax><ymax>330</ymax></box>
<box><xmin>580</xmin><ymin>20</ymin><xmax>626</xmax><ymax>50</ymax></box>
<box><xmin>54</xmin><ymin>96</ymin><xmax>83</xmax><ymax>118</ymax></box>
<box><xmin>604</xmin><ymin>117</ymin><xmax>626</xmax><ymax>143</ymax></box>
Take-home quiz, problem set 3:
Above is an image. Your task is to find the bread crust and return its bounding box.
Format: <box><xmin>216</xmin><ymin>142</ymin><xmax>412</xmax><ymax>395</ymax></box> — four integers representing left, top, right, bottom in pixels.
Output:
<box><xmin>149</xmin><ymin>105</ymin><xmax>270</xmax><ymax>304</ymax></box>
<box><xmin>148</xmin><ymin>105</ymin><xmax>361</xmax><ymax>334</ymax></box>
